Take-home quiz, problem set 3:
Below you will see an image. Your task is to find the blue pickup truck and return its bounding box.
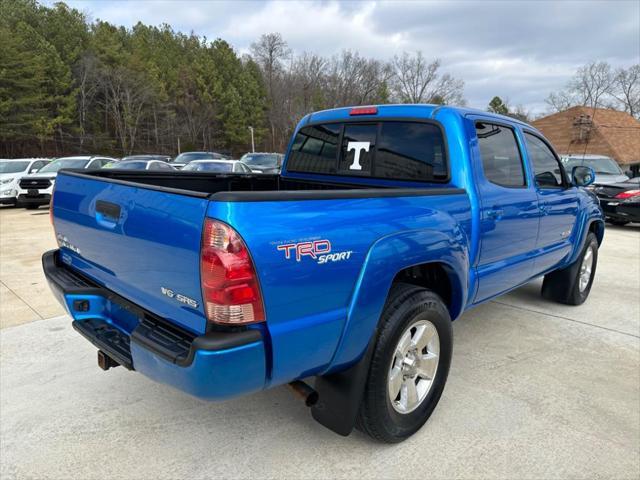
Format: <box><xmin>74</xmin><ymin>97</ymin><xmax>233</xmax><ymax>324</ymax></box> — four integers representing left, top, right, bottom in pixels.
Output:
<box><xmin>43</xmin><ymin>104</ymin><xmax>603</xmax><ymax>442</ymax></box>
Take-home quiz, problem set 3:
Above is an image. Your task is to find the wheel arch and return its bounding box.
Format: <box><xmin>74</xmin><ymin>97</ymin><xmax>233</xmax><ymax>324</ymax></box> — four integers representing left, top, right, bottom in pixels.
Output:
<box><xmin>325</xmin><ymin>227</ymin><xmax>469</xmax><ymax>374</ymax></box>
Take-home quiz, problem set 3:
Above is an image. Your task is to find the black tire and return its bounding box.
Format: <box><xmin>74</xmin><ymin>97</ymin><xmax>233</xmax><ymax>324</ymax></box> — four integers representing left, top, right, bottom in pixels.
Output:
<box><xmin>607</xmin><ymin>219</ymin><xmax>629</xmax><ymax>226</ymax></box>
<box><xmin>356</xmin><ymin>283</ymin><xmax>453</xmax><ymax>443</ymax></box>
<box><xmin>541</xmin><ymin>232</ymin><xmax>598</xmax><ymax>305</ymax></box>
<box><xmin>24</xmin><ymin>204</ymin><xmax>39</xmax><ymax>210</ymax></box>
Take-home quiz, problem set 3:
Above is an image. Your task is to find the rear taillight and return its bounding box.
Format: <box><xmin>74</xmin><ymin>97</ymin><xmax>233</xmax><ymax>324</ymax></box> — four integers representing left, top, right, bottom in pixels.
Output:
<box><xmin>615</xmin><ymin>190</ymin><xmax>640</xmax><ymax>200</ymax></box>
<box><xmin>200</xmin><ymin>219</ymin><xmax>265</xmax><ymax>325</ymax></box>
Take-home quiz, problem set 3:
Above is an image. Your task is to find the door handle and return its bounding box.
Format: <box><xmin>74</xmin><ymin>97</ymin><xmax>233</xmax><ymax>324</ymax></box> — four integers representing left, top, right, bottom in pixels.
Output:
<box><xmin>539</xmin><ymin>204</ymin><xmax>548</xmax><ymax>214</ymax></box>
<box><xmin>486</xmin><ymin>208</ymin><xmax>504</xmax><ymax>219</ymax></box>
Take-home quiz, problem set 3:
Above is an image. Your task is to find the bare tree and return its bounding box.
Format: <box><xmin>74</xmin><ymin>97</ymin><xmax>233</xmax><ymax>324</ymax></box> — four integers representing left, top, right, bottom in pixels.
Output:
<box><xmin>611</xmin><ymin>65</ymin><xmax>640</xmax><ymax>118</ymax></box>
<box><xmin>250</xmin><ymin>33</ymin><xmax>291</xmax><ymax>150</ymax></box>
<box><xmin>389</xmin><ymin>52</ymin><xmax>464</xmax><ymax>105</ymax></box>
<box><xmin>571</xmin><ymin>61</ymin><xmax>614</xmax><ymax>109</ymax></box>
<box><xmin>546</xmin><ymin>61</ymin><xmax>615</xmax><ymax>113</ymax></box>
<box><xmin>323</xmin><ymin>51</ymin><xmax>392</xmax><ymax>107</ymax></box>
<box><xmin>100</xmin><ymin>66</ymin><xmax>155</xmax><ymax>154</ymax></box>
<box><xmin>545</xmin><ymin>90</ymin><xmax>575</xmax><ymax>113</ymax></box>
<box><xmin>74</xmin><ymin>53</ymin><xmax>99</xmax><ymax>148</ymax></box>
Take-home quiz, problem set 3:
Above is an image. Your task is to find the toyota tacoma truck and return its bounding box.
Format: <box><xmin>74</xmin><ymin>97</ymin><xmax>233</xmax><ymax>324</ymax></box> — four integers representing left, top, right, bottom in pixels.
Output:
<box><xmin>43</xmin><ymin>104</ymin><xmax>604</xmax><ymax>443</ymax></box>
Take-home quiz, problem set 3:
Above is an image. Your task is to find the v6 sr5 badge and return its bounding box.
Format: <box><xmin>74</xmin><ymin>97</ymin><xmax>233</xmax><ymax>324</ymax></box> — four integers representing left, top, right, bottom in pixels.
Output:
<box><xmin>277</xmin><ymin>239</ymin><xmax>353</xmax><ymax>265</ymax></box>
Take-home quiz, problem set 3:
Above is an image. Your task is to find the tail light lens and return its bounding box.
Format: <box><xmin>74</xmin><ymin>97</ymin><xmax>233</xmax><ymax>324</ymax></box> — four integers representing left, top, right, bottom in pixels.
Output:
<box><xmin>200</xmin><ymin>219</ymin><xmax>265</xmax><ymax>325</ymax></box>
<box><xmin>615</xmin><ymin>190</ymin><xmax>640</xmax><ymax>200</ymax></box>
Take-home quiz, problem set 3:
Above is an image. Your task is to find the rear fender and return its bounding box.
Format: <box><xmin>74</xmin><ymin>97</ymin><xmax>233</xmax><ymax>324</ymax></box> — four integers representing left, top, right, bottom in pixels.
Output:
<box><xmin>326</xmin><ymin>223</ymin><xmax>469</xmax><ymax>374</ymax></box>
<box><xmin>311</xmin><ymin>223</ymin><xmax>468</xmax><ymax>437</ymax></box>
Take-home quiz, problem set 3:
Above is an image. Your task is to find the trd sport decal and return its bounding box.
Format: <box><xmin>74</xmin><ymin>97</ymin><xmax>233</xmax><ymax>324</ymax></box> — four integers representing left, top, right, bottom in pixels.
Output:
<box><xmin>277</xmin><ymin>239</ymin><xmax>353</xmax><ymax>264</ymax></box>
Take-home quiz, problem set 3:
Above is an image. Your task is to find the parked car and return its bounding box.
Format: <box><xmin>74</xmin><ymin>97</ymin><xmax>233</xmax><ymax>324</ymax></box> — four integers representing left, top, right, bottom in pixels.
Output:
<box><xmin>594</xmin><ymin>177</ymin><xmax>640</xmax><ymax>225</ymax></box>
<box><xmin>181</xmin><ymin>159</ymin><xmax>252</xmax><ymax>173</ymax></box>
<box><xmin>17</xmin><ymin>156</ymin><xmax>116</xmax><ymax>209</ymax></box>
<box><xmin>104</xmin><ymin>159</ymin><xmax>176</xmax><ymax>171</ymax></box>
<box><xmin>170</xmin><ymin>151</ymin><xmax>229</xmax><ymax>169</ymax></box>
<box><xmin>0</xmin><ymin>158</ymin><xmax>50</xmax><ymax>206</ymax></box>
<box><xmin>121</xmin><ymin>154</ymin><xmax>172</xmax><ymax>163</ymax></box>
<box><xmin>561</xmin><ymin>154</ymin><xmax>629</xmax><ymax>185</ymax></box>
<box><xmin>44</xmin><ymin>104</ymin><xmax>603</xmax><ymax>443</ymax></box>
<box><xmin>239</xmin><ymin>152</ymin><xmax>284</xmax><ymax>174</ymax></box>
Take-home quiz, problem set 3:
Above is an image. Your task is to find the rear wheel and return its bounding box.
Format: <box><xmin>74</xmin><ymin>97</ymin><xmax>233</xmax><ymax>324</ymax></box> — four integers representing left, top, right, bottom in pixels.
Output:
<box><xmin>542</xmin><ymin>232</ymin><xmax>598</xmax><ymax>305</ymax></box>
<box><xmin>356</xmin><ymin>283</ymin><xmax>452</xmax><ymax>443</ymax></box>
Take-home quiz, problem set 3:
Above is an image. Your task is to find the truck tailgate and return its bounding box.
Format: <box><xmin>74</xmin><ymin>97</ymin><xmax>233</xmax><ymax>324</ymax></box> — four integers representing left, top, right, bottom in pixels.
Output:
<box><xmin>52</xmin><ymin>171</ymin><xmax>209</xmax><ymax>334</ymax></box>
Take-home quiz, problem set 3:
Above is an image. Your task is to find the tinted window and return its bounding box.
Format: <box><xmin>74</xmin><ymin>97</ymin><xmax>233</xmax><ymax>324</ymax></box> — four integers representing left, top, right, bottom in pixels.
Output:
<box><xmin>113</xmin><ymin>161</ymin><xmax>148</xmax><ymax>170</ymax></box>
<box><xmin>339</xmin><ymin>124</ymin><xmax>377</xmax><ymax>175</ymax></box>
<box><xmin>525</xmin><ymin>133</ymin><xmax>564</xmax><ymax>188</ymax></box>
<box><xmin>39</xmin><ymin>158</ymin><xmax>89</xmax><ymax>172</ymax></box>
<box><xmin>0</xmin><ymin>161</ymin><xmax>30</xmax><ymax>173</ymax></box>
<box><xmin>376</xmin><ymin>123</ymin><xmax>446</xmax><ymax>181</ymax></box>
<box><xmin>476</xmin><ymin>123</ymin><xmax>525</xmax><ymax>187</ymax></box>
<box><xmin>288</xmin><ymin>123</ymin><xmax>341</xmax><ymax>174</ymax></box>
<box><xmin>241</xmin><ymin>153</ymin><xmax>281</xmax><ymax>167</ymax></box>
<box><xmin>183</xmin><ymin>162</ymin><xmax>233</xmax><ymax>173</ymax></box>
<box><xmin>562</xmin><ymin>156</ymin><xmax>623</xmax><ymax>175</ymax></box>
<box><xmin>288</xmin><ymin>121</ymin><xmax>448</xmax><ymax>182</ymax></box>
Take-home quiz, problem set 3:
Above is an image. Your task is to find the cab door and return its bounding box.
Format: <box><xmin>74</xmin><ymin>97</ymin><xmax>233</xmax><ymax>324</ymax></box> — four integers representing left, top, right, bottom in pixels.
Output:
<box><xmin>472</xmin><ymin>120</ymin><xmax>540</xmax><ymax>302</ymax></box>
<box><xmin>522</xmin><ymin>131</ymin><xmax>579</xmax><ymax>273</ymax></box>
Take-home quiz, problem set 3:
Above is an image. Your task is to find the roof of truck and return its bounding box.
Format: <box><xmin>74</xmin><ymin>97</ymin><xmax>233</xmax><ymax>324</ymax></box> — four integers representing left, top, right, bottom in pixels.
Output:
<box><xmin>305</xmin><ymin>104</ymin><xmax>535</xmax><ymax>130</ymax></box>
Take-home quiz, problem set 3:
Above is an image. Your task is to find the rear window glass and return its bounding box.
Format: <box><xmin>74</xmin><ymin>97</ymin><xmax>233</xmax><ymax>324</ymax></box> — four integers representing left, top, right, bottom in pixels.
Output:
<box><xmin>288</xmin><ymin>124</ymin><xmax>340</xmax><ymax>174</ymax></box>
<box><xmin>339</xmin><ymin>124</ymin><xmax>377</xmax><ymax>175</ymax></box>
<box><xmin>377</xmin><ymin>123</ymin><xmax>446</xmax><ymax>180</ymax></box>
<box><xmin>287</xmin><ymin>121</ymin><xmax>447</xmax><ymax>182</ymax></box>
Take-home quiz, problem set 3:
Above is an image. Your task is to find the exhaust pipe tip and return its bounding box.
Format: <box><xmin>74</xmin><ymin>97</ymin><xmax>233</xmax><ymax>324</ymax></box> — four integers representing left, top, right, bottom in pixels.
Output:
<box><xmin>288</xmin><ymin>380</ymin><xmax>318</xmax><ymax>407</ymax></box>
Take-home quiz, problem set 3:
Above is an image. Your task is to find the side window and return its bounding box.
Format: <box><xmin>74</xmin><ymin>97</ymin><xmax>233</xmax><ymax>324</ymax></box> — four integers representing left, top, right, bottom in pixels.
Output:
<box><xmin>476</xmin><ymin>122</ymin><xmax>526</xmax><ymax>187</ymax></box>
<box><xmin>524</xmin><ymin>133</ymin><xmax>564</xmax><ymax>188</ymax></box>
<box><xmin>288</xmin><ymin>123</ymin><xmax>341</xmax><ymax>174</ymax></box>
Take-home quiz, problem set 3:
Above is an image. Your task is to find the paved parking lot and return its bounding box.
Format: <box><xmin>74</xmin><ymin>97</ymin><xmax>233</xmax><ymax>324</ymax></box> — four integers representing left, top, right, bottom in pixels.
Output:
<box><xmin>1</xmin><ymin>206</ymin><xmax>639</xmax><ymax>479</ymax></box>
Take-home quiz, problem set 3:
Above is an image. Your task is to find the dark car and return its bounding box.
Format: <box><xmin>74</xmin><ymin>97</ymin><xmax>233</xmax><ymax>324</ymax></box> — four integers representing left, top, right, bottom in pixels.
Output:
<box><xmin>594</xmin><ymin>177</ymin><xmax>640</xmax><ymax>225</ymax></box>
<box><xmin>239</xmin><ymin>152</ymin><xmax>284</xmax><ymax>174</ymax></box>
<box><xmin>170</xmin><ymin>151</ymin><xmax>229</xmax><ymax>169</ymax></box>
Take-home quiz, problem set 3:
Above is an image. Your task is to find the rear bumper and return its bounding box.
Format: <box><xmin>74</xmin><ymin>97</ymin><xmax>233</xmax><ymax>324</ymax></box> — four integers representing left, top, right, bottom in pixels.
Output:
<box><xmin>42</xmin><ymin>249</ymin><xmax>266</xmax><ymax>400</ymax></box>
<box><xmin>600</xmin><ymin>198</ymin><xmax>640</xmax><ymax>222</ymax></box>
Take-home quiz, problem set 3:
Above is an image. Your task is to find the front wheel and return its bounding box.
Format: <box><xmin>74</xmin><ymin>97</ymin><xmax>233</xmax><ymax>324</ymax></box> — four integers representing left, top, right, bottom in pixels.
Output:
<box><xmin>356</xmin><ymin>283</ymin><xmax>453</xmax><ymax>443</ymax></box>
<box><xmin>542</xmin><ymin>232</ymin><xmax>598</xmax><ymax>305</ymax></box>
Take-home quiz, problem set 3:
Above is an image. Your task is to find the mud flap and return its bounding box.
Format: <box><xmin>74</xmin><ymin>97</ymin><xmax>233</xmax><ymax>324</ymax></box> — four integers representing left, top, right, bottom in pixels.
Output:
<box><xmin>311</xmin><ymin>336</ymin><xmax>376</xmax><ymax>436</ymax></box>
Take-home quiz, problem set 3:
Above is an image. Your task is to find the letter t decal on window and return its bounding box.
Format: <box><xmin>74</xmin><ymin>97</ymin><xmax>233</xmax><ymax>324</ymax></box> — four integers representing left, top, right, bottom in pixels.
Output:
<box><xmin>347</xmin><ymin>141</ymin><xmax>370</xmax><ymax>170</ymax></box>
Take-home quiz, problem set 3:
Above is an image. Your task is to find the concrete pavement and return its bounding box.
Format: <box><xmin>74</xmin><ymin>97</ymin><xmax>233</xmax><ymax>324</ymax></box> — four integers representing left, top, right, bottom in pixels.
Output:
<box><xmin>0</xmin><ymin>207</ymin><xmax>638</xmax><ymax>479</ymax></box>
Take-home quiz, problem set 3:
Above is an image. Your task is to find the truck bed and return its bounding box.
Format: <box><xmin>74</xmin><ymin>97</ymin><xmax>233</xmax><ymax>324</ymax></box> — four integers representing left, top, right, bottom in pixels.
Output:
<box><xmin>64</xmin><ymin>169</ymin><xmax>460</xmax><ymax>201</ymax></box>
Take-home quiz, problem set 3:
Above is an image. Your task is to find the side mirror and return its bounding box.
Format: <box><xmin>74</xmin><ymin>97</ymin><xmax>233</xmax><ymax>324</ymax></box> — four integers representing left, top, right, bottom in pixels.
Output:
<box><xmin>29</xmin><ymin>167</ymin><xmax>39</xmax><ymax>174</ymax></box>
<box><xmin>625</xmin><ymin>169</ymin><xmax>633</xmax><ymax>178</ymax></box>
<box><xmin>572</xmin><ymin>166</ymin><xmax>595</xmax><ymax>187</ymax></box>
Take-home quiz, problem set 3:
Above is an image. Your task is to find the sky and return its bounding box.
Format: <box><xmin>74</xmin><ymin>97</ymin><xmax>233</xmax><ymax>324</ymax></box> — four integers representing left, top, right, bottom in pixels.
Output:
<box><xmin>48</xmin><ymin>0</ymin><xmax>640</xmax><ymax>115</ymax></box>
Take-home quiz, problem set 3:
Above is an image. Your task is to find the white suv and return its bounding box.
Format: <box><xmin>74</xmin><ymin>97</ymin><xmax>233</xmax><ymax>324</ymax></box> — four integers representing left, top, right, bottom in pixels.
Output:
<box><xmin>17</xmin><ymin>156</ymin><xmax>116</xmax><ymax>209</ymax></box>
<box><xmin>0</xmin><ymin>158</ymin><xmax>51</xmax><ymax>206</ymax></box>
